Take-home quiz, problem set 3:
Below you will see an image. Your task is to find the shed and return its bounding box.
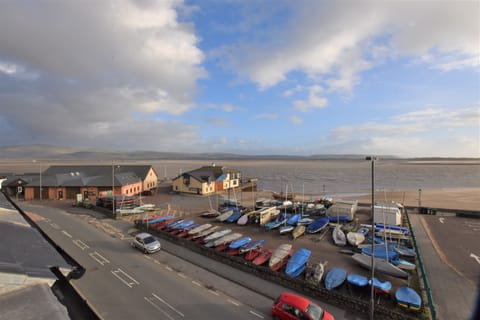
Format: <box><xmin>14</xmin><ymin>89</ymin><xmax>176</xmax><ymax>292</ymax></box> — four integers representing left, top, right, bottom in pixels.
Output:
<box><xmin>373</xmin><ymin>203</ymin><xmax>402</xmax><ymax>226</ymax></box>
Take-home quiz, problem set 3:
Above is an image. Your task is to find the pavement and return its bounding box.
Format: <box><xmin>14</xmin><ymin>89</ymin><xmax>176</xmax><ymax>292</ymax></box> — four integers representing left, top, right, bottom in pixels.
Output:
<box><xmin>408</xmin><ymin>212</ymin><xmax>479</xmax><ymax>320</ymax></box>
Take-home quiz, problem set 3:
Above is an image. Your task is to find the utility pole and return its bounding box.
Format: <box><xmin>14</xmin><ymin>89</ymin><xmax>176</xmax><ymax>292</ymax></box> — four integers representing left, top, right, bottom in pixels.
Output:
<box><xmin>366</xmin><ymin>156</ymin><xmax>377</xmax><ymax>320</ymax></box>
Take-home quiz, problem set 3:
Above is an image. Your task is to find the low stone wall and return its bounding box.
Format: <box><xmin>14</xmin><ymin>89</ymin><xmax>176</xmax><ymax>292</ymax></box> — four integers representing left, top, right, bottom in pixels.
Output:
<box><xmin>136</xmin><ymin>221</ymin><xmax>422</xmax><ymax>320</ymax></box>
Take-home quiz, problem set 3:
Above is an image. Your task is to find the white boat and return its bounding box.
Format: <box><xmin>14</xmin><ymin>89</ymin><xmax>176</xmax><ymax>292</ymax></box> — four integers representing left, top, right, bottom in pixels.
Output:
<box><xmin>211</xmin><ymin>232</ymin><xmax>243</xmax><ymax>247</ymax></box>
<box><xmin>292</xmin><ymin>225</ymin><xmax>306</xmax><ymax>239</ymax></box>
<box><xmin>347</xmin><ymin>232</ymin><xmax>365</xmax><ymax>246</ymax></box>
<box><xmin>188</xmin><ymin>223</ymin><xmax>212</xmax><ymax>235</ymax></box>
<box><xmin>306</xmin><ymin>261</ymin><xmax>327</xmax><ymax>283</ymax></box>
<box><xmin>332</xmin><ymin>225</ymin><xmax>346</xmax><ymax>246</ymax></box>
<box><xmin>216</xmin><ymin>210</ymin><xmax>234</xmax><ymax>222</ymax></box>
<box><xmin>138</xmin><ymin>203</ymin><xmax>156</xmax><ymax>211</ymax></box>
<box><xmin>351</xmin><ymin>253</ymin><xmax>408</xmax><ymax>279</ymax></box>
<box><xmin>269</xmin><ymin>244</ymin><xmax>293</xmax><ymax>270</ymax></box>
<box><xmin>203</xmin><ymin>229</ymin><xmax>231</xmax><ymax>244</ymax></box>
<box><xmin>192</xmin><ymin>226</ymin><xmax>219</xmax><ymax>239</ymax></box>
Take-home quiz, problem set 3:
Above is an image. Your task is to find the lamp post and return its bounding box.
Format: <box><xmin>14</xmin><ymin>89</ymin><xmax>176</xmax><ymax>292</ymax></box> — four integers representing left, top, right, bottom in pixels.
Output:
<box><xmin>366</xmin><ymin>156</ymin><xmax>377</xmax><ymax>320</ymax></box>
<box><xmin>112</xmin><ymin>164</ymin><xmax>115</xmax><ymax>217</ymax></box>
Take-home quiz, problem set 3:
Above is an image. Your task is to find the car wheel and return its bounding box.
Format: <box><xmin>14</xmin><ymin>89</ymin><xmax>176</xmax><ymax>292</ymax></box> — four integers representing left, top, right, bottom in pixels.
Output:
<box><xmin>272</xmin><ymin>316</ymin><xmax>280</xmax><ymax>320</ymax></box>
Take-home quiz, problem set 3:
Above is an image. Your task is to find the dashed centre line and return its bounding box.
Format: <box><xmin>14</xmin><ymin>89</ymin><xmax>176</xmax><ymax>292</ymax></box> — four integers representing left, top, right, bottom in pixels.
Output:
<box><xmin>191</xmin><ymin>281</ymin><xmax>202</xmax><ymax>287</ymax></box>
<box><xmin>249</xmin><ymin>310</ymin><xmax>264</xmax><ymax>319</ymax></box>
<box><xmin>228</xmin><ymin>299</ymin><xmax>240</xmax><ymax>306</ymax></box>
<box><xmin>62</xmin><ymin>230</ymin><xmax>72</xmax><ymax>238</ymax></box>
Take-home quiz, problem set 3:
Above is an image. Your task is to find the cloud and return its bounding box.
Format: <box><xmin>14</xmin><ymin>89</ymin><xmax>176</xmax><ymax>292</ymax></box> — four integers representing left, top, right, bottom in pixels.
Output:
<box><xmin>0</xmin><ymin>0</ymin><xmax>206</xmax><ymax>150</ymax></box>
<box><xmin>222</xmin><ymin>1</ymin><xmax>479</xmax><ymax>91</ymax></box>
<box><xmin>293</xmin><ymin>85</ymin><xmax>328</xmax><ymax>112</ymax></box>
<box><xmin>206</xmin><ymin>103</ymin><xmax>242</xmax><ymax>112</ymax></box>
<box><xmin>254</xmin><ymin>113</ymin><xmax>278</xmax><ymax>120</ymax></box>
<box><xmin>325</xmin><ymin>106</ymin><xmax>480</xmax><ymax>157</ymax></box>
<box><xmin>205</xmin><ymin>117</ymin><xmax>231</xmax><ymax>128</ymax></box>
<box><xmin>289</xmin><ymin>115</ymin><xmax>303</xmax><ymax>125</ymax></box>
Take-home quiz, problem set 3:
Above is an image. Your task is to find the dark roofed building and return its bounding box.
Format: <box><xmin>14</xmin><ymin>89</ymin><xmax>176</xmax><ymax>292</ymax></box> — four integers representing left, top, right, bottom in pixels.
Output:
<box><xmin>171</xmin><ymin>164</ymin><xmax>241</xmax><ymax>195</ymax></box>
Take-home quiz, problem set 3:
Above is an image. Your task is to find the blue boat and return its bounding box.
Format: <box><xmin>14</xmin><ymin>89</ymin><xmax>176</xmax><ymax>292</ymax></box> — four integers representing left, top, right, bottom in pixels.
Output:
<box><xmin>361</xmin><ymin>245</ymin><xmax>398</xmax><ymax>260</ymax></box>
<box><xmin>146</xmin><ymin>215</ymin><xmax>174</xmax><ymax>224</ymax></box>
<box><xmin>172</xmin><ymin>220</ymin><xmax>195</xmax><ymax>230</ymax></box>
<box><xmin>395</xmin><ymin>287</ymin><xmax>422</xmax><ymax>311</ymax></box>
<box><xmin>375</xmin><ymin>224</ymin><xmax>409</xmax><ymax>235</ymax></box>
<box><xmin>306</xmin><ymin>217</ymin><xmax>330</xmax><ymax>233</ymax></box>
<box><xmin>265</xmin><ymin>214</ymin><xmax>289</xmax><ymax>230</ymax></box>
<box><xmin>286</xmin><ymin>213</ymin><xmax>301</xmax><ymax>226</ymax></box>
<box><xmin>347</xmin><ymin>274</ymin><xmax>369</xmax><ymax>287</ymax></box>
<box><xmin>164</xmin><ymin>218</ymin><xmax>184</xmax><ymax>229</ymax></box>
<box><xmin>297</xmin><ymin>218</ymin><xmax>314</xmax><ymax>225</ymax></box>
<box><xmin>357</xmin><ymin>227</ymin><xmax>369</xmax><ymax>236</ymax></box>
<box><xmin>239</xmin><ymin>239</ymin><xmax>266</xmax><ymax>254</ymax></box>
<box><xmin>324</xmin><ymin>267</ymin><xmax>347</xmax><ymax>290</ymax></box>
<box><xmin>285</xmin><ymin>248</ymin><xmax>311</xmax><ymax>278</ymax></box>
<box><xmin>229</xmin><ymin>237</ymin><xmax>252</xmax><ymax>250</ymax></box>
<box><xmin>226</xmin><ymin>212</ymin><xmax>242</xmax><ymax>223</ymax></box>
<box><xmin>369</xmin><ymin>277</ymin><xmax>392</xmax><ymax>293</ymax></box>
<box><xmin>327</xmin><ymin>215</ymin><xmax>351</xmax><ymax>222</ymax></box>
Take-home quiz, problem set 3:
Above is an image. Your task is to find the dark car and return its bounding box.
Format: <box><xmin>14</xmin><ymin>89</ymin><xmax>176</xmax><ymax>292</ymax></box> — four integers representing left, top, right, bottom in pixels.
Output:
<box><xmin>271</xmin><ymin>292</ymin><xmax>334</xmax><ymax>320</ymax></box>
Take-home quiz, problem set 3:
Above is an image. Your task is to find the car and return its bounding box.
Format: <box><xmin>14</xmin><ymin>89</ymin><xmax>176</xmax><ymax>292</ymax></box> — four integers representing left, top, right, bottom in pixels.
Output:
<box><xmin>131</xmin><ymin>232</ymin><xmax>161</xmax><ymax>253</ymax></box>
<box><xmin>271</xmin><ymin>292</ymin><xmax>334</xmax><ymax>320</ymax></box>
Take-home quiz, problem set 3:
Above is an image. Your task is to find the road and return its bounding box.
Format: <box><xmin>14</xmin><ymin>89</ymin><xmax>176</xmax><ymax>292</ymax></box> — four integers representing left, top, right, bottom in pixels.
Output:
<box><xmin>20</xmin><ymin>203</ymin><xmax>273</xmax><ymax>320</ymax></box>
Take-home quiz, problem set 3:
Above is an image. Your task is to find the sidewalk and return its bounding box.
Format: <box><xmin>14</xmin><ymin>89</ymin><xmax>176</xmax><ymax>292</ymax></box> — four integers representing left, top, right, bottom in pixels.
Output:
<box><xmin>409</xmin><ymin>213</ymin><xmax>477</xmax><ymax>320</ymax></box>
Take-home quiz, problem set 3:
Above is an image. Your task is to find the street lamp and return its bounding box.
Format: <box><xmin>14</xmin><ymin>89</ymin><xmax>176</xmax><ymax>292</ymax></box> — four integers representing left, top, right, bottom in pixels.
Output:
<box><xmin>366</xmin><ymin>156</ymin><xmax>377</xmax><ymax>320</ymax></box>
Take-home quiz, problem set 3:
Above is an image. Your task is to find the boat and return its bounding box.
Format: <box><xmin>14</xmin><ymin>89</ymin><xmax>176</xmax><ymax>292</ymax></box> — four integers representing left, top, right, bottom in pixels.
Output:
<box><xmin>305</xmin><ymin>261</ymin><xmax>327</xmax><ymax>284</ymax></box>
<box><xmin>161</xmin><ymin>218</ymin><xmax>184</xmax><ymax>230</ymax></box>
<box><xmin>376</xmin><ymin>223</ymin><xmax>409</xmax><ymax>235</ymax></box>
<box><xmin>395</xmin><ymin>287</ymin><xmax>422</xmax><ymax>311</ymax></box>
<box><xmin>188</xmin><ymin>223</ymin><xmax>212</xmax><ymax>236</ymax></box>
<box><xmin>332</xmin><ymin>225</ymin><xmax>346</xmax><ymax>246</ymax></box>
<box><xmin>351</xmin><ymin>253</ymin><xmax>409</xmax><ymax>279</ymax></box>
<box><xmin>192</xmin><ymin>226</ymin><xmax>219</xmax><ymax>239</ymax></box>
<box><xmin>306</xmin><ymin>217</ymin><xmax>330</xmax><ymax>233</ymax></box>
<box><xmin>272</xmin><ymin>191</ymin><xmax>295</xmax><ymax>201</ymax></box>
<box><xmin>244</xmin><ymin>247</ymin><xmax>263</xmax><ymax>261</ymax></box>
<box><xmin>211</xmin><ymin>232</ymin><xmax>242</xmax><ymax>248</ymax></box>
<box><xmin>176</xmin><ymin>223</ymin><xmax>200</xmax><ymax>237</ymax></box>
<box><xmin>292</xmin><ymin>225</ymin><xmax>306</xmax><ymax>239</ymax></box>
<box><xmin>286</xmin><ymin>213</ymin><xmax>301</xmax><ymax>226</ymax></box>
<box><xmin>279</xmin><ymin>225</ymin><xmax>294</xmax><ymax>234</ymax></box>
<box><xmin>237</xmin><ymin>213</ymin><xmax>251</xmax><ymax>225</ymax></box>
<box><xmin>285</xmin><ymin>248</ymin><xmax>311</xmax><ymax>278</ymax></box>
<box><xmin>324</xmin><ymin>267</ymin><xmax>347</xmax><ymax>290</ymax></box>
<box><xmin>229</xmin><ymin>237</ymin><xmax>251</xmax><ymax>250</ymax></box>
<box><xmin>200</xmin><ymin>209</ymin><xmax>221</xmax><ymax>218</ymax></box>
<box><xmin>369</xmin><ymin>277</ymin><xmax>392</xmax><ymax>294</ymax></box>
<box><xmin>391</xmin><ymin>257</ymin><xmax>416</xmax><ymax>271</ymax></box>
<box><xmin>347</xmin><ymin>274</ymin><xmax>369</xmax><ymax>287</ymax></box>
<box><xmin>253</xmin><ymin>249</ymin><xmax>273</xmax><ymax>265</ymax></box>
<box><xmin>216</xmin><ymin>210</ymin><xmax>234</xmax><ymax>222</ymax></box>
<box><xmin>269</xmin><ymin>244</ymin><xmax>293</xmax><ymax>271</ymax></box>
<box><xmin>239</xmin><ymin>239</ymin><xmax>266</xmax><ymax>254</ymax></box>
<box><xmin>297</xmin><ymin>218</ymin><xmax>314</xmax><ymax>226</ymax></box>
<box><xmin>394</xmin><ymin>245</ymin><xmax>416</xmax><ymax>258</ymax></box>
<box><xmin>202</xmin><ymin>229</ymin><xmax>232</xmax><ymax>244</ymax></box>
<box><xmin>146</xmin><ymin>215</ymin><xmax>173</xmax><ymax>225</ymax></box>
<box><xmin>226</xmin><ymin>212</ymin><xmax>243</xmax><ymax>223</ymax></box>
<box><xmin>357</xmin><ymin>227</ymin><xmax>370</xmax><ymax>236</ymax></box>
<box><xmin>327</xmin><ymin>215</ymin><xmax>351</xmax><ymax>222</ymax></box>
<box><xmin>346</xmin><ymin>232</ymin><xmax>365</xmax><ymax>246</ymax></box>
<box><xmin>361</xmin><ymin>245</ymin><xmax>398</xmax><ymax>260</ymax></box>
<box><xmin>171</xmin><ymin>220</ymin><xmax>195</xmax><ymax>231</ymax></box>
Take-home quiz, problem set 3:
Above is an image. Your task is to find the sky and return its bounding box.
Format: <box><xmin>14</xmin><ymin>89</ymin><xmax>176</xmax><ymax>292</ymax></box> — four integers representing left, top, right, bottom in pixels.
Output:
<box><xmin>0</xmin><ymin>0</ymin><xmax>479</xmax><ymax>158</ymax></box>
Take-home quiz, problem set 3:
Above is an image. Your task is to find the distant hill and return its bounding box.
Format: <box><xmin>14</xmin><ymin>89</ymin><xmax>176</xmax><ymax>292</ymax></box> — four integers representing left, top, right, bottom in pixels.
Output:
<box><xmin>0</xmin><ymin>144</ymin><xmax>477</xmax><ymax>162</ymax></box>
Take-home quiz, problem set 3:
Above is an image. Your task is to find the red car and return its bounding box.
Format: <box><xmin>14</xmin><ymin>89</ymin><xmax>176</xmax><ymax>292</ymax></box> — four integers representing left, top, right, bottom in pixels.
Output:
<box><xmin>271</xmin><ymin>292</ymin><xmax>334</xmax><ymax>320</ymax></box>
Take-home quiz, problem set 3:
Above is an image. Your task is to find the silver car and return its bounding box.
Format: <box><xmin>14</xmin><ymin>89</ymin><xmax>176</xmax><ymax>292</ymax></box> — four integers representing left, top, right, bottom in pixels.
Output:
<box><xmin>131</xmin><ymin>232</ymin><xmax>161</xmax><ymax>253</ymax></box>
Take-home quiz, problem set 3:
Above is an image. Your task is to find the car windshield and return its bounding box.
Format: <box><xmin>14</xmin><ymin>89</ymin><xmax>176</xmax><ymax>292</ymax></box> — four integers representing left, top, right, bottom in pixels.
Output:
<box><xmin>306</xmin><ymin>303</ymin><xmax>324</xmax><ymax>320</ymax></box>
<box><xmin>143</xmin><ymin>236</ymin><xmax>156</xmax><ymax>244</ymax></box>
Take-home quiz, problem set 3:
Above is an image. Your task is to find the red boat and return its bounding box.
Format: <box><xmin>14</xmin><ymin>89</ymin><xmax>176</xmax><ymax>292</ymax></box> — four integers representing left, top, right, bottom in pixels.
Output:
<box><xmin>253</xmin><ymin>249</ymin><xmax>273</xmax><ymax>266</ymax></box>
<box><xmin>245</xmin><ymin>246</ymin><xmax>264</xmax><ymax>261</ymax></box>
<box><xmin>226</xmin><ymin>249</ymin><xmax>240</xmax><ymax>256</ymax></box>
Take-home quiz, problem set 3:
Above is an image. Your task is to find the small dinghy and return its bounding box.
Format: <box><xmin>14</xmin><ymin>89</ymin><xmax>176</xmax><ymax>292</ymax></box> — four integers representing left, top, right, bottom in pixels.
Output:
<box><xmin>305</xmin><ymin>261</ymin><xmax>327</xmax><ymax>284</ymax></box>
<box><xmin>285</xmin><ymin>248</ymin><xmax>311</xmax><ymax>278</ymax></box>
<box><xmin>369</xmin><ymin>277</ymin><xmax>392</xmax><ymax>294</ymax></box>
<box><xmin>269</xmin><ymin>244</ymin><xmax>293</xmax><ymax>271</ymax></box>
<box><xmin>244</xmin><ymin>246</ymin><xmax>263</xmax><ymax>261</ymax></box>
<box><xmin>226</xmin><ymin>212</ymin><xmax>243</xmax><ymax>223</ymax></box>
<box><xmin>203</xmin><ymin>229</ymin><xmax>232</xmax><ymax>245</ymax></box>
<box><xmin>239</xmin><ymin>239</ymin><xmax>266</xmax><ymax>254</ymax></box>
<box><xmin>332</xmin><ymin>225</ymin><xmax>346</xmax><ymax>246</ymax></box>
<box><xmin>200</xmin><ymin>209</ymin><xmax>220</xmax><ymax>218</ymax></box>
<box><xmin>188</xmin><ymin>224</ymin><xmax>212</xmax><ymax>236</ymax></box>
<box><xmin>253</xmin><ymin>249</ymin><xmax>272</xmax><ymax>266</ymax></box>
<box><xmin>324</xmin><ymin>267</ymin><xmax>347</xmax><ymax>290</ymax></box>
<box><xmin>292</xmin><ymin>225</ymin><xmax>306</xmax><ymax>239</ymax></box>
<box><xmin>297</xmin><ymin>218</ymin><xmax>314</xmax><ymax>226</ymax></box>
<box><xmin>347</xmin><ymin>232</ymin><xmax>365</xmax><ymax>246</ymax></box>
<box><xmin>216</xmin><ymin>210</ymin><xmax>234</xmax><ymax>222</ymax></box>
<box><xmin>229</xmin><ymin>237</ymin><xmax>251</xmax><ymax>250</ymax></box>
<box><xmin>306</xmin><ymin>217</ymin><xmax>329</xmax><ymax>233</ymax></box>
<box><xmin>286</xmin><ymin>213</ymin><xmax>301</xmax><ymax>226</ymax></box>
<box><xmin>395</xmin><ymin>287</ymin><xmax>422</xmax><ymax>311</ymax></box>
<box><xmin>279</xmin><ymin>225</ymin><xmax>294</xmax><ymax>234</ymax></box>
<box><xmin>347</xmin><ymin>274</ymin><xmax>369</xmax><ymax>287</ymax></box>
<box><xmin>352</xmin><ymin>253</ymin><xmax>409</xmax><ymax>279</ymax></box>
<box><xmin>192</xmin><ymin>226</ymin><xmax>219</xmax><ymax>240</ymax></box>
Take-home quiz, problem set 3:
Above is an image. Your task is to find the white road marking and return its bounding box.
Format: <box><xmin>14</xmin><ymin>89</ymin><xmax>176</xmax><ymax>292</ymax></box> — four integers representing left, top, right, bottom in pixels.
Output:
<box><xmin>144</xmin><ymin>296</ymin><xmax>176</xmax><ymax>320</ymax></box>
<box><xmin>191</xmin><ymin>281</ymin><xmax>201</xmax><ymax>287</ymax></box>
<box><xmin>50</xmin><ymin>223</ymin><xmax>60</xmax><ymax>229</ymax></box>
<box><xmin>228</xmin><ymin>299</ymin><xmax>240</xmax><ymax>306</ymax></box>
<box><xmin>61</xmin><ymin>230</ymin><xmax>73</xmax><ymax>238</ymax></box>
<box><xmin>111</xmin><ymin>268</ymin><xmax>139</xmax><ymax>288</ymax></box>
<box><xmin>144</xmin><ymin>255</ymin><xmax>152</xmax><ymax>260</ymax></box>
<box><xmin>438</xmin><ymin>217</ymin><xmax>445</xmax><ymax>224</ymax></box>
<box><xmin>208</xmin><ymin>289</ymin><xmax>219</xmax><ymax>296</ymax></box>
<box><xmin>154</xmin><ymin>260</ymin><xmax>161</xmax><ymax>264</ymax></box>
<box><xmin>177</xmin><ymin>273</ymin><xmax>187</xmax><ymax>279</ymax></box>
<box><xmin>249</xmin><ymin>310</ymin><xmax>264</xmax><ymax>318</ymax></box>
<box><xmin>470</xmin><ymin>253</ymin><xmax>480</xmax><ymax>265</ymax></box>
<box><xmin>73</xmin><ymin>239</ymin><xmax>89</xmax><ymax>250</ymax></box>
<box><xmin>152</xmin><ymin>293</ymin><xmax>184</xmax><ymax>317</ymax></box>
<box><xmin>89</xmin><ymin>251</ymin><xmax>110</xmax><ymax>266</ymax></box>
<box><xmin>165</xmin><ymin>266</ymin><xmax>173</xmax><ymax>271</ymax></box>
